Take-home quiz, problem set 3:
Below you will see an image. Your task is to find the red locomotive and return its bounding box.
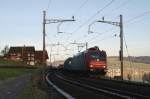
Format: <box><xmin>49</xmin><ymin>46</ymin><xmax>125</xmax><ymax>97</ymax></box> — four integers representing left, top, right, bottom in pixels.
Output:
<box><xmin>64</xmin><ymin>46</ymin><xmax>107</xmax><ymax>75</ymax></box>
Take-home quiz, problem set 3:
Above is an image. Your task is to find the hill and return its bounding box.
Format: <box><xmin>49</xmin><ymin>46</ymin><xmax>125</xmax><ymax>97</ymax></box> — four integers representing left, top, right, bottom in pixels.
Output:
<box><xmin>109</xmin><ymin>56</ymin><xmax>150</xmax><ymax>64</ymax></box>
<box><xmin>124</xmin><ymin>56</ymin><xmax>150</xmax><ymax>64</ymax></box>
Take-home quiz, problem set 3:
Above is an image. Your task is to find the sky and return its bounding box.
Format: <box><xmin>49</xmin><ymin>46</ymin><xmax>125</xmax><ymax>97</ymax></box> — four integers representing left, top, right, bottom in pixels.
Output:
<box><xmin>0</xmin><ymin>0</ymin><xmax>150</xmax><ymax>61</ymax></box>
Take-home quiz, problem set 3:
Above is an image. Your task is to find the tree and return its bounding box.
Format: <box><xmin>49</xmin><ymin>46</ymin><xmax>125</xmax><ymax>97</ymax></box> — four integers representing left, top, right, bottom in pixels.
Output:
<box><xmin>0</xmin><ymin>45</ymin><xmax>9</xmax><ymax>57</ymax></box>
<box><xmin>142</xmin><ymin>72</ymin><xmax>150</xmax><ymax>83</ymax></box>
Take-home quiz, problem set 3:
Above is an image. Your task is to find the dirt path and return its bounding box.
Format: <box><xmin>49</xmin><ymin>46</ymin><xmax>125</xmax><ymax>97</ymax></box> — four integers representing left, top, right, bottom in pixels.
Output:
<box><xmin>0</xmin><ymin>74</ymin><xmax>31</xmax><ymax>99</ymax></box>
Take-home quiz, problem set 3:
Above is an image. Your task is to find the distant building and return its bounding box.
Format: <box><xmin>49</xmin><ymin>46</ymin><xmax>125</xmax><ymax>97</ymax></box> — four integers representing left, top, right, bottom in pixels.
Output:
<box><xmin>35</xmin><ymin>50</ymin><xmax>49</xmax><ymax>65</ymax></box>
<box><xmin>7</xmin><ymin>46</ymin><xmax>35</xmax><ymax>65</ymax></box>
<box><xmin>7</xmin><ymin>46</ymin><xmax>49</xmax><ymax>65</ymax></box>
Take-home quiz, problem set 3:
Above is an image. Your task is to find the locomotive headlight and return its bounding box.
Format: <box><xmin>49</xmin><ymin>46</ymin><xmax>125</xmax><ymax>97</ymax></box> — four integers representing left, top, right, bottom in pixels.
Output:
<box><xmin>103</xmin><ymin>66</ymin><xmax>106</xmax><ymax>68</ymax></box>
<box><xmin>90</xmin><ymin>65</ymin><xmax>93</xmax><ymax>67</ymax></box>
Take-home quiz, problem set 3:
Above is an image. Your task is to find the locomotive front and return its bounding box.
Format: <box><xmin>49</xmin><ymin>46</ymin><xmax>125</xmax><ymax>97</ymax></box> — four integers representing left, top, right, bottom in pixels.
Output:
<box><xmin>85</xmin><ymin>47</ymin><xmax>107</xmax><ymax>74</ymax></box>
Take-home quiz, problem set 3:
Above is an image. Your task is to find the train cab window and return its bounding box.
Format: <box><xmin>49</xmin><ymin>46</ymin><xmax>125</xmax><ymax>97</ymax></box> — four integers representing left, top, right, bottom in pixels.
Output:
<box><xmin>90</xmin><ymin>52</ymin><xmax>106</xmax><ymax>60</ymax></box>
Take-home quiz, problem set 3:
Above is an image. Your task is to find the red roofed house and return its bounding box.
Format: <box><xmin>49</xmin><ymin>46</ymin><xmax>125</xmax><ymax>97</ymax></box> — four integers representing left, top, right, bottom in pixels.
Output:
<box><xmin>7</xmin><ymin>46</ymin><xmax>49</xmax><ymax>65</ymax></box>
<box><xmin>8</xmin><ymin>46</ymin><xmax>35</xmax><ymax>65</ymax></box>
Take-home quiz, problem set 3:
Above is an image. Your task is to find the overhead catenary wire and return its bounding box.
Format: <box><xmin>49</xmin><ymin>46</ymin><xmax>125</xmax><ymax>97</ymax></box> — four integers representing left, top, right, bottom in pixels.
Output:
<box><xmin>74</xmin><ymin>0</ymin><xmax>131</xmax><ymax>42</ymax></box>
<box><xmin>82</xmin><ymin>9</ymin><xmax>150</xmax><ymax>45</ymax></box>
<box><xmin>46</xmin><ymin>0</ymin><xmax>52</xmax><ymax>11</ymax></box>
<box><xmin>102</xmin><ymin>0</ymin><xmax>131</xmax><ymax>17</ymax></box>
<box><xmin>83</xmin><ymin>34</ymin><xmax>117</xmax><ymax>51</ymax></box>
<box><xmin>125</xmin><ymin>9</ymin><xmax>150</xmax><ymax>24</ymax></box>
<box><xmin>58</xmin><ymin>0</ymin><xmax>89</xmax><ymax>35</ymax></box>
<box><xmin>125</xmin><ymin>15</ymin><xmax>150</xmax><ymax>27</ymax></box>
<box><xmin>46</xmin><ymin>33</ymin><xmax>73</xmax><ymax>58</ymax></box>
<box><xmin>70</xmin><ymin>0</ymin><xmax>115</xmax><ymax>35</ymax></box>
<box><xmin>43</xmin><ymin>0</ymin><xmax>116</xmax><ymax>61</ymax></box>
<box><xmin>89</xmin><ymin>33</ymin><xmax>117</xmax><ymax>44</ymax></box>
<box><xmin>65</xmin><ymin>0</ymin><xmax>115</xmax><ymax>45</ymax></box>
<box><xmin>74</xmin><ymin>0</ymin><xmax>132</xmax><ymax>42</ymax></box>
<box><xmin>81</xmin><ymin>9</ymin><xmax>150</xmax><ymax>58</ymax></box>
<box><xmin>77</xmin><ymin>17</ymin><xmax>119</xmax><ymax>43</ymax></box>
<box><xmin>85</xmin><ymin>27</ymin><xmax>116</xmax><ymax>42</ymax></box>
<box><xmin>47</xmin><ymin>1</ymin><xmax>150</xmax><ymax>60</ymax></box>
<box><xmin>65</xmin><ymin>8</ymin><xmax>150</xmax><ymax>58</ymax></box>
<box><xmin>72</xmin><ymin>0</ymin><xmax>89</xmax><ymax>16</ymax></box>
<box><xmin>75</xmin><ymin>17</ymin><xmax>119</xmax><ymax>43</ymax></box>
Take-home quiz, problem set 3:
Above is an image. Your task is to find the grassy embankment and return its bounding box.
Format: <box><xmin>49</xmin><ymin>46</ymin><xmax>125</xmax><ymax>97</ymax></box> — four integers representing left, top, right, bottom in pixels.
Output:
<box><xmin>107</xmin><ymin>57</ymin><xmax>150</xmax><ymax>69</ymax></box>
<box><xmin>19</xmin><ymin>69</ymin><xmax>48</xmax><ymax>99</ymax></box>
<box><xmin>20</xmin><ymin>82</ymin><xmax>47</xmax><ymax>99</ymax></box>
<box><xmin>0</xmin><ymin>59</ymin><xmax>48</xmax><ymax>99</ymax></box>
<box><xmin>0</xmin><ymin>68</ymin><xmax>48</xmax><ymax>99</ymax></box>
<box><xmin>0</xmin><ymin>68</ymin><xmax>33</xmax><ymax>80</ymax></box>
<box><xmin>0</xmin><ymin>59</ymin><xmax>34</xmax><ymax>80</ymax></box>
<box><xmin>107</xmin><ymin>57</ymin><xmax>150</xmax><ymax>81</ymax></box>
<box><xmin>0</xmin><ymin>59</ymin><xmax>23</xmax><ymax>65</ymax></box>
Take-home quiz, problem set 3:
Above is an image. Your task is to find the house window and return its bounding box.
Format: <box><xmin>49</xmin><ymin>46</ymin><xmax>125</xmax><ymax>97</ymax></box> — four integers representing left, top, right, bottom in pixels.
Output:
<box><xmin>30</xmin><ymin>61</ymin><xmax>35</xmax><ymax>65</ymax></box>
<box><xmin>28</xmin><ymin>53</ymin><xmax>30</xmax><ymax>56</ymax></box>
<box><xmin>17</xmin><ymin>53</ymin><xmax>21</xmax><ymax>57</ymax></box>
<box><xmin>28</xmin><ymin>57</ymin><xmax>30</xmax><ymax>60</ymax></box>
<box><xmin>27</xmin><ymin>61</ymin><xmax>30</xmax><ymax>64</ymax></box>
<box><xmin>16</xmin><ymin>57</ymin><xmax>20</xmax><ymax>60</ymax></box>
<box><xmin>11</xmin><ymin>53</ymin><xmax>16</xmax><ymax>56</ymax></box>
<box><xmin>31</xmin><ymin>57</ymin><xmax>34</xmax><ymax>60</ymax></box>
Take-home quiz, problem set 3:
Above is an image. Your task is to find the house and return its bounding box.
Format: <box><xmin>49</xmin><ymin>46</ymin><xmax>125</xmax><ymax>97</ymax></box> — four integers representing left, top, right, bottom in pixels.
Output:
<box><xmin>8</xmin><ymin>46</ymin><xmax>35</xmax><ymax>65</ymax></box>
<box><xmin>35</xmin><ymin>50</ymin><xmax>49</xmax><ymax>65</ymax></box>
<box><xmin>7</xmin><ymin>46</ymin><xmax>49</xmax><ymax>65</ymax></box>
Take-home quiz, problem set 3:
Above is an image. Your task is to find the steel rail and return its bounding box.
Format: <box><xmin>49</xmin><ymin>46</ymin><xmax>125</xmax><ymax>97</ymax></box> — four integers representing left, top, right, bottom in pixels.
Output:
<box><xmin>80</xmin><ymin>78</ymin><xmax>150</xmax><ymax>99</ymax></box>
<box><xmin>59</xmin><ymin>72</ymin><xmax>150</xmax><ymax>99</ymax></box>
<box><xmin>55</xmin><ymin>74</ymin><xmax>133</xmax><ymax>99</ymax></box>
<box><xmin>46</xmin><ymin>73</ymin><xmax>76</xmax><ymax>99</ymax></box>
<box><xmin>77</xmin><ymin>77</ymin><xmax>150</xmax><ymax>99</ymax></box>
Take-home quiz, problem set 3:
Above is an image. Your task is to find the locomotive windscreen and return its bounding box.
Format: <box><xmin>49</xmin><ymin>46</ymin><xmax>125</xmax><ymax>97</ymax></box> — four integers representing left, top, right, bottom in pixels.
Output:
<box><xmin>90</xmin><ymin>52</ymin><xmax>106</xmax><ymax>61</ymax></box>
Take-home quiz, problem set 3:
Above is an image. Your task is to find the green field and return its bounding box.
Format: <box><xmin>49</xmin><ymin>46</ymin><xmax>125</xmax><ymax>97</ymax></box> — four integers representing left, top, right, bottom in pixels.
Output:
<box><xmin>0</xmin><ymin>59</ymin><xmax>24</xmax><ymax>65</ymax></box>
<box><xmin>0</xmin><ymin>68</ymin><xmax>33</xmax><ymax>80</ymax></box>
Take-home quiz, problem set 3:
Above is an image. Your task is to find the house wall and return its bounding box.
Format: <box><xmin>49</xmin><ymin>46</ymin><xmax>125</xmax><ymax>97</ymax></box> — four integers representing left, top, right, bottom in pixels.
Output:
<box><xmin>8</xmin><ymin>52</ymin><xmax>35</xmax><ymax>65</ymax></box>
<box><xmin>9</xmin><ymin>53</ymin><xmax>22</xmax><ymax>61</ymax></box>
<box><xmin>7</xmin><ymin>47</ymin><xmax>48</xmax><ymax>65</ymax></box>
<box><xmin>24</xmin><ymin>52</ymin><xmax>35</xmax><ymax>65</ymax></box>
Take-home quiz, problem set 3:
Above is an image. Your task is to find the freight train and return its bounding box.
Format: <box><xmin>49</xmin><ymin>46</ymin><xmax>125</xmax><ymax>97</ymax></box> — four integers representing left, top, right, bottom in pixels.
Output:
<box><xmin>64</xmin><ymin>46</ymin><xmax>107</xmax><ymax>75</ymax></box>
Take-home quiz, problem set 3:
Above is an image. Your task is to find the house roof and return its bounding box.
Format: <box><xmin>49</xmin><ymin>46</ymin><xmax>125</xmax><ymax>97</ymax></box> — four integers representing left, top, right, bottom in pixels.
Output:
<box><xmin>8</xmin><ymin>46</ymin><xmax>35</xmax><ymax>53</ymax></box>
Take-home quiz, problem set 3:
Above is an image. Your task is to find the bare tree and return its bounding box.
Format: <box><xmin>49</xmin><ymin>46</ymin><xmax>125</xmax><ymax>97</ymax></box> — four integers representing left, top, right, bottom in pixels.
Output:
<box><xmin>0</xmin><ymin>45</ymin><xmax>9</xmax><ymax>56</ymax></box>
<box><xmin>142</xmin><ymin>72</ymin><xmax>150</xmax><ymax>83</ymax></box>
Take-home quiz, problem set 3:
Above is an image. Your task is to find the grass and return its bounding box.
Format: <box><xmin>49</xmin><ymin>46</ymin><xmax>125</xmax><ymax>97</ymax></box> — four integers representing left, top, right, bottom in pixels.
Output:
<box><xmin>19</xmin><ymin>69</ymin><xmax>48</xmax><ymax>99</ymax></box>
<box><xmin>107</xmin><ymin>57</ymin><xmax>150</xmax><ymax>81</ymax></box>
<box><xmin>0</xmin><ymin>59</ymin><xmax>24</xmax><ymax>65</ymax></box>
<box><xmin>0</xmin><ymin>68</ymin><xmax>33</xmax><ymax>80</ymax></box>
<box><xmin>0</xmin><ymin>67</ymin><xmax>48</xmax><ymax>99</ymax></box>
<box><xmin>19</xmin><ymin>79</ymin><xmax>47</xmax><ymax>99</ymax></box>
<box><xmin>107</xmin><ymin>57</ymin><xmax>150</xmax><ymax>69</ymax></box>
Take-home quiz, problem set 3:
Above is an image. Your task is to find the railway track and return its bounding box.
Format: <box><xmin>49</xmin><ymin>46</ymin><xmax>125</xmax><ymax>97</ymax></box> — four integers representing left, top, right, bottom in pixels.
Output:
<box><xmin>59</xmin><ymin>72</ymin><xmax>150</xmax><ymax>99</ymax></box>
<box><xmin>46</xmin><ymin>72</ymin><xmax>113</xmax><ymax>99</ymax></box>
<box><xmin>79</xmin><ymin>76</ymin><xmax>150</xmax><ymax>98</ymax></box>
<box><xmin>55</xmin><ymin>74</ymin><xmax>132</xmax><ymax>99</ymax></box>
<box><xmin>46</xmin><ymin>70</ymin><xmax>150</xmax><ymax>99</ymax></box>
